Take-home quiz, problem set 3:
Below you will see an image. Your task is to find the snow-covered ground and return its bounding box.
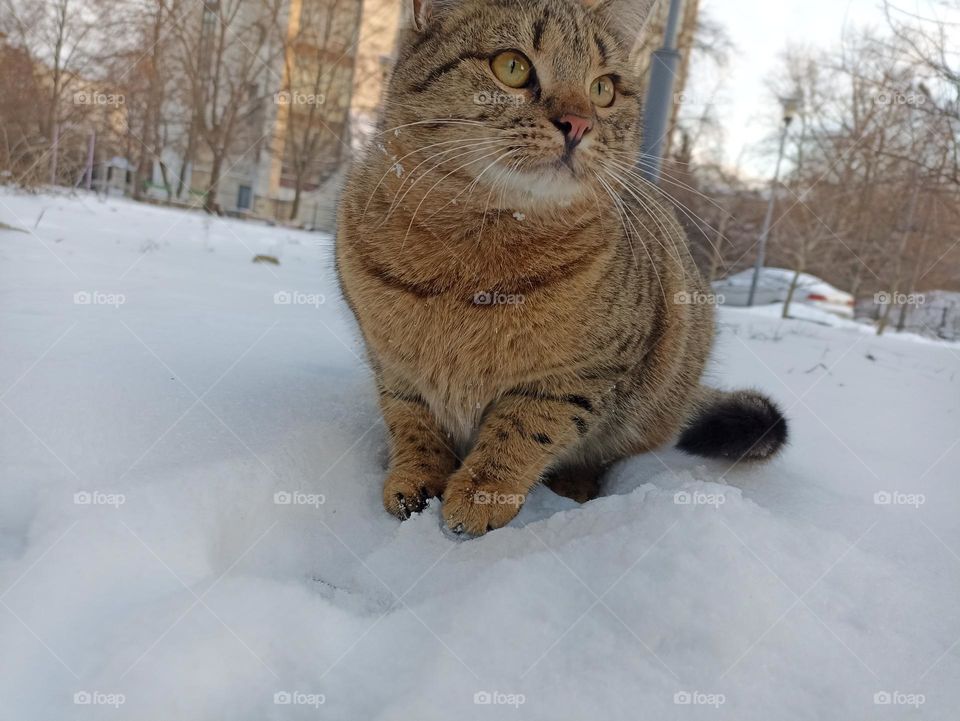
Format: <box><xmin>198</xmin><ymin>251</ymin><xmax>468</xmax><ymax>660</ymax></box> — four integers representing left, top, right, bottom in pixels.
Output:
<box><xmin>1</xmin><ymin>190</ymin><xmax>958</xmax><ymax>720</ymax></box>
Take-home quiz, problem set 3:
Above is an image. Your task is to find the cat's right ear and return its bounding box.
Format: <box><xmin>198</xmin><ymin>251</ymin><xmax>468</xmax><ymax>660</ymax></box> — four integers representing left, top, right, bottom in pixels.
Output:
<box><xmin>407</xmin><ymin>0</ymin><xmax>435</xmax><ymax>32</ymax></box>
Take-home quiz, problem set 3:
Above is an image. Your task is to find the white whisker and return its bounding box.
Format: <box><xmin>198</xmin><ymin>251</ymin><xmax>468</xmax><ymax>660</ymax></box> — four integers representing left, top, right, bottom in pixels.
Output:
<box><xmin>381</xmin><ymin>140</ymin><xmax>513</xmax><ymax>225</ymax></box>
<box><xmin>400</xmin><ymin>148</ymin><xmax>519</xmax><ymax>250</ymax></box>
<box><xmin>375</xmin><ymin>118</ymin><xmax>490</xmax><ymax>136</ymax></box>
<box><xmin>363</xmin><ymin>136</ymin><xmax>516</xmax><ymax>220</ymax></box>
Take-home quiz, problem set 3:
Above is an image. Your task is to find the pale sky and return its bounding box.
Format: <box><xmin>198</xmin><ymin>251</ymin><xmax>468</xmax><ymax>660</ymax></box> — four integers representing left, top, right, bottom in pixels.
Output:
<box><xmin>685</xmin><ymin>0</ymin><xmax>940</xmax><ymax>179</ymax></box>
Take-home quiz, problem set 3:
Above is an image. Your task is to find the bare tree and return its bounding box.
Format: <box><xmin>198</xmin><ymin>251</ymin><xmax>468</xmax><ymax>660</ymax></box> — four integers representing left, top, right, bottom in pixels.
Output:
<box><xmin>1</xmin><ymin>0</ymin><xmax>98</xmax><ymax>184</ymax></box>
<box><xmin>275</xmin><ymin>0</ymin><xmax>362</xmax><ymax>221</ymax></box>
<box><xmin>168</xmin><ymin>0</ymin><xmax>285</xmax><ymax>213</ymax></box>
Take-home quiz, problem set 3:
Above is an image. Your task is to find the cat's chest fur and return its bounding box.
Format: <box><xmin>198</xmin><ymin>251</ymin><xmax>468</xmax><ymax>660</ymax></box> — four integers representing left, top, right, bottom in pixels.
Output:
<box><xmin>339</xmin><ymin>165</ymin><xmax>614</xmax><ymax>440</ymax></box>
<box><xmin>352</xmin><ymin>256</ymin><xmax>606</xmax><ymax>440</ymax></box>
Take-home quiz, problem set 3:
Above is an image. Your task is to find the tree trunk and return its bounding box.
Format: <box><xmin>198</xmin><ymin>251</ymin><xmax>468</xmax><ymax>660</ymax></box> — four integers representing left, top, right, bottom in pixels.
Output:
<box><xmin>133</xmin><ymin>115</ymin><xmax>148</xmax><ymax>200</ymax></box>
<box><xmin>877</xmin><ymin>183</ymin><xmax>920</xmax><ymax>336</ymax></box>
<box><xmin>290</xmin><ymin>174</ymin><xmax>303</xmax><ymax>222</ymax></box>
<box><xmin>706</xmin><ymin>211</ymin><xmax>729</xmax><ymax>282</ymax></box>
<box><xmin>205</xmin><ymin>152</ymin><xmax>223</xmax><ymax>214</ymax></box>
<box><xmin>783</xmin><ymin>268</ymin><xmax>803</xmax><ymax>319</ymax></box>
<box><xmin>895</xmin><ymin>302</ymin><xmax>912</xmax><ymax>333</ymax></box>
<box><xmin>877</xmin><ymin>292</ymin><xmax>897</xmax><ymax>336</ymax></box>
<box><xmin>177</xmin><ymin>122</ymin><xmax>196</xmax><ymax>200</ymax></box>
<box><xmin>159</xmin><ymin>161</ymin><xmax>172</xmax><ymax>201</ymax></box>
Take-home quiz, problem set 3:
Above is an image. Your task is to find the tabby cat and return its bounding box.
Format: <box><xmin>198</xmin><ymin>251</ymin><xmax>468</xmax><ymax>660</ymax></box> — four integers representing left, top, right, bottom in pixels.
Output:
<box><xmin>336</xmin><ymin>0</ymin><xmax>787</xmax><ymax>535</ymax></box>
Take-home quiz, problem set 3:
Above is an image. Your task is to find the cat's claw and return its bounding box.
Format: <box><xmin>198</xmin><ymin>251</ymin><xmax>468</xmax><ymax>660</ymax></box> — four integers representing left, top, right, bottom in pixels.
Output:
<box><xmin>383</xmin><ymin>473</ymin><xmax>435</xmax><ymax>521</ymax></box>
<box><xmin>396</xmin><ymin>491</ymin><xmax>428</xmax><ymax>520</ymax></box>
<box><xmin>395</xmin><ymin>494</ymin><xmax>412</xmax><ymax>520</ymax></box>
<box><xmin>441</xmin><ymin>472</ymin><xmax>523</xmax><ymax>536</ymax></box>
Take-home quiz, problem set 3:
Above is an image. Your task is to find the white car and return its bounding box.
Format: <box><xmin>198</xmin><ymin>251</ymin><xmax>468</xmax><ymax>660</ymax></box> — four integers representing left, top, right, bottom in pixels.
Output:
<box><xmin>713</xmin><ymin>268</ymin><xmax>855</xmax><ymax>318</ymax></box>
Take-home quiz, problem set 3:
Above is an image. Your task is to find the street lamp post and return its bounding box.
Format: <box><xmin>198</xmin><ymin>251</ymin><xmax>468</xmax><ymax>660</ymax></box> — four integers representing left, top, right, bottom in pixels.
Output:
<box><xmin>747</xmin><ymin>97</ymin><xmax>800</xmax><ymax>307</ymax></box>
<box><xmin>640</xmin><ymin>0</ymin><xmax>684</xmax><ymax>184</ymax></box>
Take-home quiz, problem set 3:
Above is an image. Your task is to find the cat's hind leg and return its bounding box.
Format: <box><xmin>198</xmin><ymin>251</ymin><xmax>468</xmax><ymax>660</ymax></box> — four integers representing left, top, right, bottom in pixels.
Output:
<box><xmin>542</xmin><ymin>462</ymin><xmax>606</xmax><ymax>503</ymax></box>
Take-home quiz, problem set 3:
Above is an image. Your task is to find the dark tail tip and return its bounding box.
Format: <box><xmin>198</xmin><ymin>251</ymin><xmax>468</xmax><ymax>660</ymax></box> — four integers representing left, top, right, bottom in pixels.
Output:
<box><xmin>677</xmin><ymin>391</ymin><xmax>788</xmax><ymax>462</ymax></box>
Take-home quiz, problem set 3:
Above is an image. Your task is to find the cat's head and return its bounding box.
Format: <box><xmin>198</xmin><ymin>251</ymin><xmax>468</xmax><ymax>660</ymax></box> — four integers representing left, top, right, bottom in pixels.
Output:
<box><xmin>381</xmin><ymin>0</ymin><xmax>655</xmax><ymax>210</ymax></box>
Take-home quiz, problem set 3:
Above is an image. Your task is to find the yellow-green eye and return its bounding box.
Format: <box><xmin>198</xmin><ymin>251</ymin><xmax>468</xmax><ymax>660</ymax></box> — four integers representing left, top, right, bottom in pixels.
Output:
<box><xmin>491</xmin><ymin>50</ymin><xmax>533</xmax><ymax>88</ymax></box>
<box><xmin>591</xmin><ymin>75</ymin><xmax>616</xmax><ymax>107</ymax></box>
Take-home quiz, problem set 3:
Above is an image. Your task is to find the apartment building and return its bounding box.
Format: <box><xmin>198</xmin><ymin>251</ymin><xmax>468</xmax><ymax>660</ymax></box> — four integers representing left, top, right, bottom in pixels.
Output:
<box><xmin>166</xmin><ymin>0</ymin><xmax>699</xmax><ymax>230</ymax></box>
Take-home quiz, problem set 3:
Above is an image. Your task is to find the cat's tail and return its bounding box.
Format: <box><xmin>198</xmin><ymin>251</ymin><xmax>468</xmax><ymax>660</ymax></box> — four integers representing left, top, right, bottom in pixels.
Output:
<box><xmin>676</xmin><ymin>386</ymin><xmax>788</xmax><ymax>461</ymax></box>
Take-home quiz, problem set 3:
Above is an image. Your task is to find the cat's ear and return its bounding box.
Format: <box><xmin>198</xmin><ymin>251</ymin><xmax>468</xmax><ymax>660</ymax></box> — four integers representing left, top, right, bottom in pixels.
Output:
<box><xmin>583</xmin><ymin>0</ymin><xmax>659</xmax><ymax>46</ymax></box>
<box><xmin>404</xmin><ymin>0</ymin><xmax>457</xmax><ymax>32</ymax></box>
<box><xmin>408</xmin><ymin>0</ymin><xmax>431</xmax><ymax>32</ymax></box>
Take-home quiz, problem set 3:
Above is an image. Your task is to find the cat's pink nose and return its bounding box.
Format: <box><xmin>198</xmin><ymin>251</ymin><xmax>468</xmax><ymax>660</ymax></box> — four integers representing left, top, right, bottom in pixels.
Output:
<box><xmin>552</xmin><ymin>114</ymin><xmax>593</xmax><ymax>146</ymax></box>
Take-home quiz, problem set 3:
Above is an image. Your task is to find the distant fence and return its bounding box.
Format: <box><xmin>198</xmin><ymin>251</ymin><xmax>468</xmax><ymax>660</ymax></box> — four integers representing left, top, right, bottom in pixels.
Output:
<box><xmin>857</xmin><ymin>293</ymin><xmax>960</xmax><ymax>341</ymax></box>
<box><xmin>906</xmin><ymin>299</ymin><xmax>960</xmax><ymax>341</ymax></box>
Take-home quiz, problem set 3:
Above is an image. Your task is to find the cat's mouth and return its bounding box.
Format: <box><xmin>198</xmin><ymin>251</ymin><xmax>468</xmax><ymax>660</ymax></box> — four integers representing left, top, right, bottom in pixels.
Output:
<box><xmin>517</xmin><ymin>152</ymin><xmax>583</xmax><ymax>180</ymax></box>
<box><xmin>488</xmin><ymin>155</ymin><xmax>590</xmax><ymax>207</ymax></box>
<box><xmin>556</xmin><ymin>153</ymin><xmax>580</xmax><ymax>175</ymax></box>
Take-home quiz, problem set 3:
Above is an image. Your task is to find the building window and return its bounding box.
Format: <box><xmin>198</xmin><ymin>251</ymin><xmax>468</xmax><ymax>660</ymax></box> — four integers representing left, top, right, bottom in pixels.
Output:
<box><xmin>237</xmin><ymin>185</ymin><xmax>252</xmax><ymax>211</ymax></box>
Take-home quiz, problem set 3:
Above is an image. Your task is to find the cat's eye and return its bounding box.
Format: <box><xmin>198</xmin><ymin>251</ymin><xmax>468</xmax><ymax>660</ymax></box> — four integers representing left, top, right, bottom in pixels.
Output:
<box><xmin>591</xmin><ymin>75</ymin><xmax>616</xmax><ymax>107</ymax></box>
<box><xmin>491</xmin><ymin>50</ymin><xmax>533</xmax><ymax>89</ymax></box>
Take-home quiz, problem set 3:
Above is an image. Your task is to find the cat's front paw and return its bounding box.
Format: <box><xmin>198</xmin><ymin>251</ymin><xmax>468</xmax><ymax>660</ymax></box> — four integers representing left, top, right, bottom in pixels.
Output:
<box><xmin>382</xmin><ymin>472</ymin><xmax>445</xmax><ymax>520</ymax></box>
<box><xmin>442</xmin><ymin>471</ymin><xmax>525</xmax><ymax>536</ymax></box>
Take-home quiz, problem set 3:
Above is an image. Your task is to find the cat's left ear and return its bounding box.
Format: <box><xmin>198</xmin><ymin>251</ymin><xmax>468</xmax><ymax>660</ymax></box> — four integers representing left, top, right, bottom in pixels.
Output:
<box><xmin>406</xmin><ymin>0</ymin><xmax>458</xmax><ymax>32</ymax></box>
<box><xmin>583</xmin><ymin>0</ymin><xmax>659</xmax><ymax>45</ymax></box>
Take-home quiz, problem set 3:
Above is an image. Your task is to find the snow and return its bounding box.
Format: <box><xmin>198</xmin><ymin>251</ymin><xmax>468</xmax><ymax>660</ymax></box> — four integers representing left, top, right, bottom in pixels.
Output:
<box><xmin>1</xmin><ymin>189</ymin><xmax>959</xmax><ymax>720</ymax></box>
<box><xmin>748</xmin><ymin>301</ymin><xmax>960</xmax><ymax>347</ymax></box>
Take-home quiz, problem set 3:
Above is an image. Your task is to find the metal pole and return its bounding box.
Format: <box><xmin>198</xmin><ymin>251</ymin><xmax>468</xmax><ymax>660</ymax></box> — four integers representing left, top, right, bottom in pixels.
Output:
<box><xmin>746</xmin><ymin>120</ymin><xmax>790</xmax><ymax>307</ymax></box>
<box><xmin>50</xmin><ymin>122</ymin><xmax>60</xmax><ymax>186</ymax></box>
<box><xmin>84</xmin><ymin>129</ymin><xmax>96</xmax><ymax>191</ymax></box>
<box><xmin>640</xmin><ymin>0</ymin><xmax>684</xmax><ymax>184</ymax></box>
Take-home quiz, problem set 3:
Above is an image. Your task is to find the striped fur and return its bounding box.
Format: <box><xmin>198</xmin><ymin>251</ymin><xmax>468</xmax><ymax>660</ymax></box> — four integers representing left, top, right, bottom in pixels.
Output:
<box><xmin>336</xmin><ymin>0</ymin><xmax>787</xmax><ymax>535</ymax></box>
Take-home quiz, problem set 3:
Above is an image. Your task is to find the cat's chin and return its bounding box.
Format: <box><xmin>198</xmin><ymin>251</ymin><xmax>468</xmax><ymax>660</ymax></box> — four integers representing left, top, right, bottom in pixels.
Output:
<box><xmin>489</xmin><ymin>164</ymin><xmax>589</xmax><ymax>210</ymax></box>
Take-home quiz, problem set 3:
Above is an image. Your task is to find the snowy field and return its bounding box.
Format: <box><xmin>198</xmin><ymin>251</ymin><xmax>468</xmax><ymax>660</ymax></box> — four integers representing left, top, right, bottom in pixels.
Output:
<box><xmin>1</xmin><ymin>190</ymin><xmax>958</xmax><ymax>720</ymax></box>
